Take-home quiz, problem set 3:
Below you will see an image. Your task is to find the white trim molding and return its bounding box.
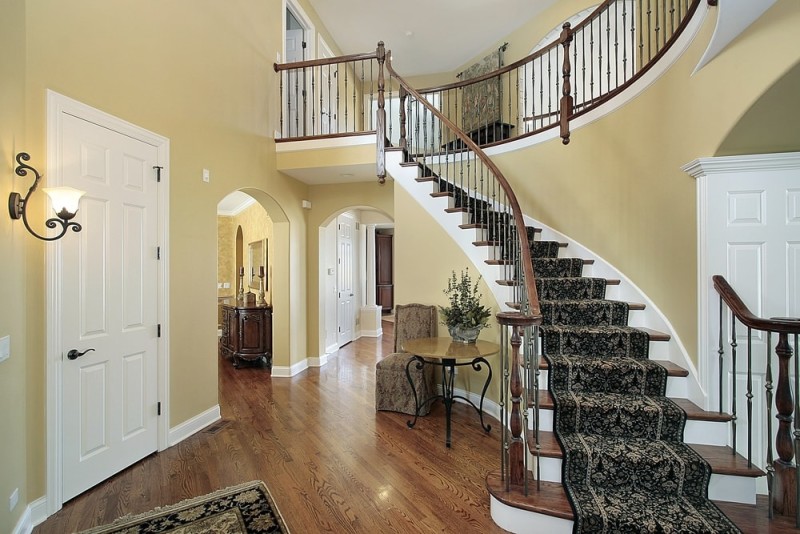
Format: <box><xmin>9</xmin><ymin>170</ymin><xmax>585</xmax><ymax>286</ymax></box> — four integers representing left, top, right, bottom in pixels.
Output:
<box><xmin>168</xmin><ymin>405</ymin><xmax>221</xmax><ymax>446</ymax></box>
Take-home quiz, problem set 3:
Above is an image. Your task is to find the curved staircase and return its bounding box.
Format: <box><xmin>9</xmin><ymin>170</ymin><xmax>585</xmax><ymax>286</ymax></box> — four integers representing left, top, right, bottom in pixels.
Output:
<box><xmin>386</xmin><ymin>150</ymin><xmax>765</xmax><ymax>533</ymax></box>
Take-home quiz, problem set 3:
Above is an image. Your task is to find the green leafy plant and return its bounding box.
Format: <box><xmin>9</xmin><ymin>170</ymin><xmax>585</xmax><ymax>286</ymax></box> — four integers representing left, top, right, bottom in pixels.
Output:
<box><xmin>439</xmin><ymin>269</ymin><xmax>492</xmax><ymax>330</ymax></box>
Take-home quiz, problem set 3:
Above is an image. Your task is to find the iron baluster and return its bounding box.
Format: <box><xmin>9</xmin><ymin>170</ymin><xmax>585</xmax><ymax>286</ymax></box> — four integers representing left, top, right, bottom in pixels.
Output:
<box><xmin>731</xmin><ymin>314</ymin><xmax>738</xmax><ymax>455</ymax></box>
<box><xmin>767</xmin><ymin>332</ymin><xmax>775</xmax><ymax>519</ymax></box>
<box><xmin>747</xmin><ymin>327</ymin><xmax>754</xmax><ymax>467</ymax></box>
<box><xmin>718</xmin><ymin>294</ymin><xmax>724</xmax><ymax>413</ymax></box>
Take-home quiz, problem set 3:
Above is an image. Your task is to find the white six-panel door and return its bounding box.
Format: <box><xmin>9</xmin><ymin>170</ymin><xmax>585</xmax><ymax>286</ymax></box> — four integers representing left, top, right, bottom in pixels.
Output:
<box><xmin>337</xmin><ymin>214</ymin><xmax>355</xmax><ymax>347</ymax></box>
<box><xmin>59</xmin><ymin>112</ymin><xmax>160</xmax><ymax>501</ymax></box>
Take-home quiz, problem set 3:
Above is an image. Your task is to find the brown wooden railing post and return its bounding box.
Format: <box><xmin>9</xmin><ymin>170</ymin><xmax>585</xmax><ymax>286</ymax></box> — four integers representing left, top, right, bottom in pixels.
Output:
<box><xmin>376</xmin><ymin>42</ymin><xmax>386</xmax><ymax>184</ymax></box>
<box><xmin>773</xmin><ymin>332</ymin><xmax>797</xmax><ymax>519</ymax></box>
<box><xmin>398</xmin><ymin>86</ymin><xmax>408</xmax><ymax>153</ymax></box>
<box><xmin>508</xmin><ymin>323</ymin><xmax>525</xmax><ymax>484</ymax></box>
<box><xmin>559</xmin><ymin>22</ymin><xmax>574</xmax><ymax>145</ymax></box>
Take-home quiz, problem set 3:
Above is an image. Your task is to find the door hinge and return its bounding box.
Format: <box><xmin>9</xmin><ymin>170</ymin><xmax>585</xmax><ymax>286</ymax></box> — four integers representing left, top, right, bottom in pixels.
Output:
<box><xmin>302</xmin><ymin>40</ymin><xmax>307</xmax><ymax>49</ymax></box>
<box><xmin>157</xmin><ymin>402</ymin><xmax>162</xmax><ymax>416</ymax></box>
<box><xmin>157</xmin><ymin>246</ymin><xmax>161</xmax><ymax>260</ymax></box>
<box><xmin>153</xmin><ymin>165</ymin><xmax>163</xmax><ymax>182</ymax></box>
<box><xmin>157</xmin><ymin>324</ymin><xmax>162</xmax><ymax>337</ymax></box>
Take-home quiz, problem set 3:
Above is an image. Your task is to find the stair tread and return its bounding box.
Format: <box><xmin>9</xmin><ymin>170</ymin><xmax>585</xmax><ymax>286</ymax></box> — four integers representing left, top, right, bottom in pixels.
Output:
<box><xmin>430</xmin><ymin>191</ymin><xmax>452</xmax><ymax>198</ymax></box>
<box><xmin>533</xmin><ymin>391</ymin><xmax>732</xmax><ymax>422</ymax></box>
<box><xmin>488</xmin><ymin>473</ymin><xmax>777</xmax><ymax>530</ymax></box>
<box><xmin>486</xmin><ymin>471</ymin><xmax>574</xmax><ymax>520</ymax></box>
<box><xmin>528</xmin><ymin>431</ymin><xmax>765</xmax><ymax>477</ymax></box>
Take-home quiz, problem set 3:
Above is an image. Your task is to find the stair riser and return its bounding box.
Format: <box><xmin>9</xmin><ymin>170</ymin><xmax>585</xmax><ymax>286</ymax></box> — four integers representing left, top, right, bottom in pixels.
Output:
<box><xmin>534</xmin><ymin>456</ymin><xmax>757</xmax><ymax>504</ymax></box>
<box><xmin>537</xmin><ymin>369</ymin><xmax>687</xmax><ymax>397</ymax></box>
<box><xmin>490</xmin><ymin>497</ymin><xmax>573</xmax><ymax>534</ymax></box>
<box><xmin>532</xmin><ymin>408</ymin><xmax>729</xmax><ymax>447</ymax></box>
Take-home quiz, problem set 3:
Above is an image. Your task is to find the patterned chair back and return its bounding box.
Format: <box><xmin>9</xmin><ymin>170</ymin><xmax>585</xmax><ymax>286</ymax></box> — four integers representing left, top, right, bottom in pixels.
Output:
<box><xmin>393</xmin><ymin>304</ymin><xmax>438</xmax><ymax>353</ymax></box>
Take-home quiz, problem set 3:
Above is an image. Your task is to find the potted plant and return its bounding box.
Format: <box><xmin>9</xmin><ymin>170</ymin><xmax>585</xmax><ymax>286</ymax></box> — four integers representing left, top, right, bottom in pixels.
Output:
<box><xmin>439</xmin><ymin>269</ymin><xmax>492</xmax><ymax>343</ymax></box>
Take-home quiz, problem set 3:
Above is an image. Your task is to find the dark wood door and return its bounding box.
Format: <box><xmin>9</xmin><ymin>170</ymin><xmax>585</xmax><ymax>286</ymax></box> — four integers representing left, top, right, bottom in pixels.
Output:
<box><xmin>375</xmin><ymin>234</ymin><xmax>393</xmax><ymax>312</ymax></box>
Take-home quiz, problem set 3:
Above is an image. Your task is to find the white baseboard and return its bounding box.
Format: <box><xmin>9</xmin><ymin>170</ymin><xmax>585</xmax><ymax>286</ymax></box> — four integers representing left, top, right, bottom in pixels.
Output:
<box><xmin>272</xmin><ymin>358</ymin><xmax>309</xmax><ymax>377</ymax></box>
<box><xmin>307</xmin><ymin>353</ymin><xmax>329</xmax><ymax>368</ymax></box>
<box><xmin>12</xmin><ymin>496</ymin><xmax>47</xmax><ymax>534</ymax></box>
<box><xmin>168</xmin><ymin>404</ymin><xmax>221</xmax><ymax>446</ymax></box>
<box><xmin>360</xmin><ymin>327</ymin><xmax>383</xmax><ymax>338</ymax></box>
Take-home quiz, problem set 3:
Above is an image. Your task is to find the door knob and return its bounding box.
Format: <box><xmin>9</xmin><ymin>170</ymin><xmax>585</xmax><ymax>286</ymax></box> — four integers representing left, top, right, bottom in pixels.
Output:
<box><xmin>67</xmin><ymin>348</ymin><xmax>95</xmax><ymax>360</ymax></box>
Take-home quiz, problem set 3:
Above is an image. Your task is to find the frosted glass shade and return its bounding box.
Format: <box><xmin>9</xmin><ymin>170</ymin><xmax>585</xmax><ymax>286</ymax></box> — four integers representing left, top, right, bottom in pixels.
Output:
<box><xmin>43</xmin><ymin>186</ymin><xmax>85</xmax><ymax>218</ymax></box>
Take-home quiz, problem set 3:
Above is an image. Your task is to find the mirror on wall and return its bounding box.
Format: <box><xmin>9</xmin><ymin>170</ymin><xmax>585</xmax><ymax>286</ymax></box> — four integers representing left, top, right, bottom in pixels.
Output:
<box><xmin>248</xmin><ymin>239</ymin><xmax>268</xmax><ymax>290</ymax></box>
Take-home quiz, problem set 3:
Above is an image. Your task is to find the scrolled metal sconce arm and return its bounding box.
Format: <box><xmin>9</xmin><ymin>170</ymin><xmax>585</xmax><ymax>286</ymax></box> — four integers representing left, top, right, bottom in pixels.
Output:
<box><xmin>8</xmin><ymin>152</ymin><xmax>83</xmax><ymax>241</ymax></box>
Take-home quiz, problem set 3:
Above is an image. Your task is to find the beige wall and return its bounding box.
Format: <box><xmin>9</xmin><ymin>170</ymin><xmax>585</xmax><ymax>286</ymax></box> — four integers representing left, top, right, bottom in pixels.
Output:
<box><xmin>0</xmin><ymin>0</ymin><xmax>30</xmax><ymax>531</ymax></box>
<box><xmin>393</xmin><ymin>186</ymin><xmax>503</xmax><ymax>399</ymax></box>
<box><xmin>218</xmin><ymin>203</ymin><xmax>275</xmax><ymax>302</ymax></box>
<box><xmin>0</xmin><ymin>0</ymin><xmax>333</xmax><ymax>524</ymax></box>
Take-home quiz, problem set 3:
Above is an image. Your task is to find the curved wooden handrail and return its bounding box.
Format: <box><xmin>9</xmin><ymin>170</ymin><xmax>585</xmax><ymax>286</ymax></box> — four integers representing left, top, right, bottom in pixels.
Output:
<box><xmin>385</xmin><ymin>53</ymin><xmax>542</xmax><ymax>321</ymax></box>
<box><xmin>713</xmin><ymin>275</ymin><xmax>800</xmax><ymax>334</ymax></box>
<box><xmin>418</xmin><ymin>0</ymin><xmax>700</xmax><ymax>96</ymax></box>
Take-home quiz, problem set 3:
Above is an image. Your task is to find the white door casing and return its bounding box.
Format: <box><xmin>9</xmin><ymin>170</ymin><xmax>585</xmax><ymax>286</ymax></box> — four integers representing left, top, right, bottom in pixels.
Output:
<box><xmin>46</xmin><ymin>91</ymin><xmax>169</xmax><ymax>512</ymax></box>
<box><xmin>337</xmin><ymin>214</ymin><xmax>355</xmax><ymax>346</ymax></box>
<box><xmin>688</xmin><ymin>152</ymin><xmax>800</xmax><ymax>483</ymax></box>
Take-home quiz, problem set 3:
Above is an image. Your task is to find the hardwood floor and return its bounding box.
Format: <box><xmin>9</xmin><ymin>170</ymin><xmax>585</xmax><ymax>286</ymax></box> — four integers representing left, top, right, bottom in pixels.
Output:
<box><xmin>31</xmin><ymin>321</ymin><xmax>800</xmax><ymax>533</ymax></box>
<box><xmin>35</xmin><ymin>322</ymin><xmax>508</xmax><ymax>533</ymax></box>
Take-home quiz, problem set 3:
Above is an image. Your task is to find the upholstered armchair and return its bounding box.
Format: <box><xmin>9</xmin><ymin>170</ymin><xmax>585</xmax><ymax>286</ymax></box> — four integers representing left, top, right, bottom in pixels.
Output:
<box><xmin>375</xmin><ymin>303</ymin><xmax>437</xmax><ymax>415</ymax></box>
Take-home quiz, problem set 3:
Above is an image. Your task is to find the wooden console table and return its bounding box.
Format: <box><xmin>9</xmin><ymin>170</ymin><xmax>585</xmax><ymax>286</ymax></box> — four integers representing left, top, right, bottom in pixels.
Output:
<box><xmin>219</xmin><ymin>303</ymin><xmax>273</xmax><ymax>369</ymax></box>
<box><xmin>401</xmin><ymin>337</ymin><xmax>498</xmax><ymax>447</ymax></box>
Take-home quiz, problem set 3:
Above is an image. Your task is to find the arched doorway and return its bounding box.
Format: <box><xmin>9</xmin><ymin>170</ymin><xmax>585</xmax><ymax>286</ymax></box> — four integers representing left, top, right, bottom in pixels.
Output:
<box><xmin>317</xmin><ymin>206</ymin><xmax>394</xmax><ymax>359</ymax></box>
<box><xmin>216</xmin><ymin>189</ymin><xmax>294</xmax><ymax>374</ymax></box>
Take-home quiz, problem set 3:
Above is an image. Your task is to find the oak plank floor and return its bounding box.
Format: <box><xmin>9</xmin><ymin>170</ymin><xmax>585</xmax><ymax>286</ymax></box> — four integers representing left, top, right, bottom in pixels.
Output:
<box><xmin>32</xmin><ymin>321</ymin><xmax>797</xmax><ymax>533</ymax></box>
<box><xmin>35</xmin><ymin>322</ymin><xmax>508</xmax><ymax>533</ymax></box>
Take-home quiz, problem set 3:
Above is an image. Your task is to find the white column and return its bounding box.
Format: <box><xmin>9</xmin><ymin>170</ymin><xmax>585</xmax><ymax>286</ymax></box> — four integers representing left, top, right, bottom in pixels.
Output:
<box><xmin>360</xmin><ymin>224</ymin><xmax>382</xmax><ymax>337</ymax></box>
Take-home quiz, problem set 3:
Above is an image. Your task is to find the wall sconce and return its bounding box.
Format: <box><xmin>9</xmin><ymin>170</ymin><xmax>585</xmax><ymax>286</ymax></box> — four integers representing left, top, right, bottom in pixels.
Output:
<box><xmin>8</xmin><ymin>152</ymin><xmax>85</xmax><ymax>241</ymax></box>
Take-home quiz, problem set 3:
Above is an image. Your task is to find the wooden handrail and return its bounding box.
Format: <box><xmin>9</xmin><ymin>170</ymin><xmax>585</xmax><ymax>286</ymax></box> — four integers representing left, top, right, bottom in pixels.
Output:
<box><xmin>384</xmin><ymin>53</ymin><xmax>542</xmax><ymax>320</ymax></box>
<box><xmin>274</xmin><ymin>50</ymin><xmax>380</xmax><ymax>72</ymax></box>
<box><xmin>713</xmin><ymin>275</ymin><xmax>800</xmax><ymax>334</ymax></box>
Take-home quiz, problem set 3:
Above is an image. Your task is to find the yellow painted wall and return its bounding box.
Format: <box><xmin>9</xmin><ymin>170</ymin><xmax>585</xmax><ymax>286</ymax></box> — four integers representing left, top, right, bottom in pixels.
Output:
<box><xmin>220</xmin><ymin>203</ymin><xmax>275</xmax><ymax>302</ymax></box>
<box><xmin>393</xmin><ymin>186</ymin><xmax>503</xmax><ymax>399</ymax></box>
<box><xmin>0</xmin><ymin>0</ymin><xmax>29</xmax><ymax>530</ymax></box>
<box><xmin>4</xmin><ymin>0</ymin><xmax>333</xmax><ymax>517</ymax></box>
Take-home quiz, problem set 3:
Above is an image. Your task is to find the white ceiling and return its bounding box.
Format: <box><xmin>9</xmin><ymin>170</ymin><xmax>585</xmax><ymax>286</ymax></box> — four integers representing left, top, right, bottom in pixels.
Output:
<box><xmin>306</xmin><ymin>0</ymin><xmax>558</xmax><ymax>76</ymax></box>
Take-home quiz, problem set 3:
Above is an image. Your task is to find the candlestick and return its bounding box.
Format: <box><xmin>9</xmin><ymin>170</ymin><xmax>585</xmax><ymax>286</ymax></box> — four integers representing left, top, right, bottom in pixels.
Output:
<box><xmin>237</xmin><ymin>268</ymin><xmax>245</xmax><ymax>301</ymax></box>
<box><xmin>257</xmin><ymin>272</ymin><xmax>266</xmax><ymax>306</ymax></box>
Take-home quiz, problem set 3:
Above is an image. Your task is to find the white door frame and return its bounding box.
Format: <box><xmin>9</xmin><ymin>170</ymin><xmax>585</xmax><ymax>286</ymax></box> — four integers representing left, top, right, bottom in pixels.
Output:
<box><xmin>282</xmin><ymin>0</ymin><xmax>316</xmax><ymax>63</ymax></box>
<box><xmin>45</xmin><ymin>90</ymin><xmax>170</xmax><ymax>515</ymax></box>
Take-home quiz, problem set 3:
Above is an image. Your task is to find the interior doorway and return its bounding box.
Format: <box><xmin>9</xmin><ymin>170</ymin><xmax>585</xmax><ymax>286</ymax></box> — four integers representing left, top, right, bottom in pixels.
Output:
<box><xmin>283</xmin><ymin>0</ymin><xmax>315</xmax><ymax>137</ymax></box>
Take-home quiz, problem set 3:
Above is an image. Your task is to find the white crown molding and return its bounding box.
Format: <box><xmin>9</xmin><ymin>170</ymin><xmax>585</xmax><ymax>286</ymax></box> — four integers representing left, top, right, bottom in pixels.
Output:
<box><xmin>683</xmin><ymin>152</ymin><xmax>800</xmax><ymax>177</ymax></box>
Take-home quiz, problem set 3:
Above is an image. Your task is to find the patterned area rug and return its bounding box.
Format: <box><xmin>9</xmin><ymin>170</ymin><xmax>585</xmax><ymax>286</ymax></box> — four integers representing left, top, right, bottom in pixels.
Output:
<box><xmin>79</xmin><ymin>481</ymin><xmax>288</xmax><ymax>533</ymax></box>
<box><xmin>533</xmin><ymin>245</ymin><xmax>741</xmax><ymax>533</ymax></box>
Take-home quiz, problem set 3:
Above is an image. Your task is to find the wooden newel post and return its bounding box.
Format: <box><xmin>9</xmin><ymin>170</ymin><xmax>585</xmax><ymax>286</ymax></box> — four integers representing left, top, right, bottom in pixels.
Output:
<box><xmin>559</xmin><ymin>22</ymin><xmax>574</xmax><ymax>145</ymax></box>
<box><xmin>773</xmin><ymin>332</ymin><xmax>797</xmax><ymax>518</ymax></box>
<box><xmin>508</xmin><ymin>325</ymin><xmax>525</xmax><ymax>485</ymax></box>
<box><xmin>376</xmin><ymin>41</ymin><xmax>386</xmax><ymax>184</ymax></box>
